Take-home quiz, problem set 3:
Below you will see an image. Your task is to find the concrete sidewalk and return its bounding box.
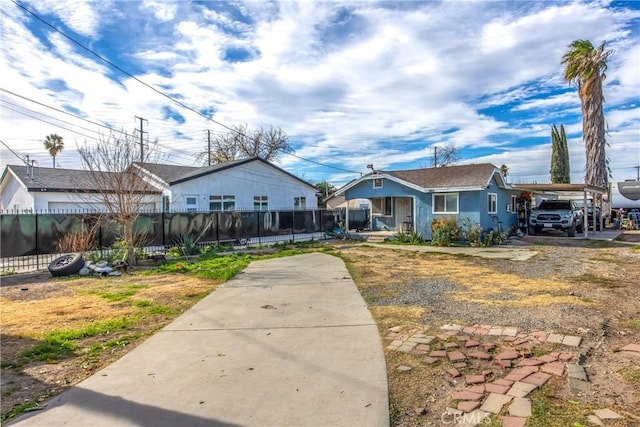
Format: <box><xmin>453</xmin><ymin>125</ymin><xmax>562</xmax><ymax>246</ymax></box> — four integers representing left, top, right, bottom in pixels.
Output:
<box><xmin>10</xmin><ymin>253</ymin><xmax>389</xmax><ymax>427</ymax></box>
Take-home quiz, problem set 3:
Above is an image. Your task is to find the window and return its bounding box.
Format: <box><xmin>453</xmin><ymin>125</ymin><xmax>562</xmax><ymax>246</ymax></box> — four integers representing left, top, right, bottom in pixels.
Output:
<box><xmin>372</xmin><ymin>197</ymin><xmax>392</xmax><ymax>216</ymax></box>
<box><xmin>162</xmin><ymin>195</ymin><xmax>170</xmax><ymax>212</ymax></box>
<box><xmin>432</xmin><ymin>193</ymin><xmax>458</xmax><ymax>214</ymax></box>
<box><xmin>509</xmin><ymin>195</ymin><xmax>517</xmax><ymax>212</ymax></box>
<box><xmin>254</xmin><ymin>196</ymin><xmax>268</xmax><ymax>211</ymax></box>
<box><xmin>488</xmin><ymin>193</ymin><xmax>497</xmax><ymax>214</ymax></box>
<box><xmin>373</xmin><ymin>178</ymin><xmax>383</xmax><ymax>189</ymax></box>
<box><xmin>185</xmin><ymin>196</ymin><xmax>198</xmax><ymax>212</ymax></box>
<box><xmin>294</xmin><ymin>197</ymin><xmax>306</xmax><ymax>210</ymax></box>
<box><xmin>210</xmin><ymin>195</ymin><xmax>235</xmax><ymax>211</ymax></box>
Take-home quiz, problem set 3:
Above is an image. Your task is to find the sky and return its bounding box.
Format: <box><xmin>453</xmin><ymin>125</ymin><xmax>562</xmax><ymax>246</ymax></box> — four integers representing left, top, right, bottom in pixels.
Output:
<box><xmin>1</xmin><ymin>0</ymin><xmax>639</xmax><ymax>188</ymax></box>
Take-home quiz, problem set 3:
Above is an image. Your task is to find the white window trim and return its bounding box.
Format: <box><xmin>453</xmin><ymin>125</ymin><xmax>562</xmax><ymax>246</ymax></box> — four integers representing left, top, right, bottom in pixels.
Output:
<box><xmin>373</xmin><ymin>178</ymin><xmax>383</xmax><ymax>189</ymax></box>
<box><xmin>432</xmin><ymin>192</ymin><xmax>459</xmax><ymax>214</ymax></box>
<box><xmin>185</xmin><ymin>195</ymin><xmax>198</xmax><ymax>212</ymax></box>
<box><xmin>509</xmin><ymin>195</ymin><xmax>517</xmax><ymax>212</ymax></box>
<box><xmin>294</xmin><ymin>196</ymin><xmax>306</xmax><ymax>210</ymax></box>
<box><xmin>372</xmin><ymin>197</ymin><xmax>393</xmax><ymax>217</ymax></box>
<box><xmin>488</xmin><ymin>193</ymin><xmax>498</xmax><ymax>214</ymax></box>
<box><xmin>253</xmin><ymin>195</ymin><xmax>268</xmax><ymax>211</ymax></box>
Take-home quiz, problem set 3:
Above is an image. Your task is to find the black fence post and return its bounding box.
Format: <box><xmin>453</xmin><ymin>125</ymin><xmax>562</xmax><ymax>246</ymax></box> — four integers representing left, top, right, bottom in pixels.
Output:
<box><xmin>257</xmin><ymin>211</ymin><xmax>261</xmax><ymax>246</ymax></box>
<box><xmin>292</xmin><ymin>210</ymin><xmax>295</xmax><ymax>242</ymax></box>
<box><xmin>215</xmin><ymin>212</ymin><xmax>220</xmax><ymax>243</ymax></box>
<box><xmin>161</xmin><ymin>211</ymin><xmax>166</xmax><ymax>249</ymax></box>
<box><xmin>35</xmin><ymin>212</ymin><xmax>39</xmax><ymax>270</ymax></box>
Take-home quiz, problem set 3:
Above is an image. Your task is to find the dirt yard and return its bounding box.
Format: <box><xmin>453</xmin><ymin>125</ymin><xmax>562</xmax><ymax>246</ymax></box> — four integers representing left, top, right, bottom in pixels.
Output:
<box><xmin>1</xmin><ymin>235</ymin><xmax>639</xmax><ymax>426</ymax></box>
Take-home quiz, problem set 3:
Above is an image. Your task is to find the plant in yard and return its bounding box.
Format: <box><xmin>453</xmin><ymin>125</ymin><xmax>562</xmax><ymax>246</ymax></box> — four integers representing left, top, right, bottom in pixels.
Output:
<box><xmin>394</xmin><ymin>230</ymin><xmax>424</xmax><ymax>244</ymax></box>
<box><xmin>459</xmin><ymin>217</ymin><xmax>483</xmax><ymax>246</ymax></box>
<box><xmin>431</xmin><ymin>216</ymin><xmax>459</xmax><ymax>246</ymax></box>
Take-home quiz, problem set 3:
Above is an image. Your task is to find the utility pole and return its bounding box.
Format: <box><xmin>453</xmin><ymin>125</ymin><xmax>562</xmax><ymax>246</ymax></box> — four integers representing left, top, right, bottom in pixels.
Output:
<box><xmin>433</xmin><ymin>147</ymin><xmax>438</xmax><ymax>168</ymax></box>
<box><xmin>207</xmin><ymin>129</ymin><xmax>212</xmax><ymax>166</ymax></box>
<box><xmin>135</xmin><ymin>116</ymin><xmax>148</xmax><ymax>162</ymax></box>
<box><xmin>635</xmin><ymin>165</ymin><xmax>640</xmax><ymax>181</ymax></box>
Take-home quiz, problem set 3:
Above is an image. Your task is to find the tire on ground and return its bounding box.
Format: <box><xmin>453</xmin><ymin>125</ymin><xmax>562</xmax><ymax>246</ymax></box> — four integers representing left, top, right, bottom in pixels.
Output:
<box><xmin>528</xmin><ymin>226</ymin><xmax>536</xmax><ymax>236</ymax></box>
<box><xmin>48</xmin><ymin>253</ymin><xmax>85</xmax><ymax>277</ymax></box>
<box><xmin>567</xmin><ymin>224</ymin><xmax>576</xmax><ymax>237</ymax></box>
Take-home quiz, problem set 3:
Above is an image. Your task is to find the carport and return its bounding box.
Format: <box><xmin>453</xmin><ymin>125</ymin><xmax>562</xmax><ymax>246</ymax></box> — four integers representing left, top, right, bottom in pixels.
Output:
<box><xmin>512</xmin><ymin>183</ymin><xmax>606</xmax><ymax>238</ymax></box>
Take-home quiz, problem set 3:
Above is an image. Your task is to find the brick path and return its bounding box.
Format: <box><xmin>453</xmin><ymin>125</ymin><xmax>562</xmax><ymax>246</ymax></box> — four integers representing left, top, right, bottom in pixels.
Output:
<box><xmin>386</xmin><ymin>323</ymin><xmax>636</xmax><ymax>426</ymax></box>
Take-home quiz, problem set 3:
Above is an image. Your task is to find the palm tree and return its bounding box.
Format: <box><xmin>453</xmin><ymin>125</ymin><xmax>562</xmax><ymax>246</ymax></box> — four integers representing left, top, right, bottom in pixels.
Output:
<box><xmin>43</xmin><ymin>134</ymin><xmax>64</xmax><ymax>168</ymax></box>
<box><xmin>561</xmin><ymin>39</ymin><xmax>613</xmax><ymax>189</ymax></box>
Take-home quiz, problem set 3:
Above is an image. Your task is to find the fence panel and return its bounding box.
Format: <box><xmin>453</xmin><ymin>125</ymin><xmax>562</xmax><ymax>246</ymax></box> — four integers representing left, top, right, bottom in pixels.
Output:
<box><xmin>1</xmin><ymin>209</ymin><xmax>368</xmax><ymax>272</ymax></box>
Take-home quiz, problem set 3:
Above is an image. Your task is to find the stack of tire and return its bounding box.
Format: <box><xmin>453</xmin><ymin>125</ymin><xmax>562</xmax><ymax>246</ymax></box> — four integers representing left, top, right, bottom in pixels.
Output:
<box><xmin>48</xmin><ymin>253</ymin><xmax>85</xmax><ymax>277</ymax></box>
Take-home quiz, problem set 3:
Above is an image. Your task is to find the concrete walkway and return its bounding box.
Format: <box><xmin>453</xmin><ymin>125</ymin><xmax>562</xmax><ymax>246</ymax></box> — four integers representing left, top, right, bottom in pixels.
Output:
<box><xmin>10</xmin><ymin>253</ymin><xmax>389</xmax><ymax>427</ymax></box>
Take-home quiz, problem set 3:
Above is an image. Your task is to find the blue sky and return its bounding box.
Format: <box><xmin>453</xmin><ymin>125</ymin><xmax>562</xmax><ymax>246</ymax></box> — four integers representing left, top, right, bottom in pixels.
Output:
<box><xmin>1</xmin><ymin>0</ymin><xmax>639</xmax><ymax>187</ymax></box>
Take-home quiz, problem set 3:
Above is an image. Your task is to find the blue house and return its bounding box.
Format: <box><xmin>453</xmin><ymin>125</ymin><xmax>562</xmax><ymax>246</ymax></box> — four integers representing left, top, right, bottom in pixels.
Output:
<box><xmin>334</xmin><ymin>163</ymin><xmax>520</xmax><ymax>240</ymax></box>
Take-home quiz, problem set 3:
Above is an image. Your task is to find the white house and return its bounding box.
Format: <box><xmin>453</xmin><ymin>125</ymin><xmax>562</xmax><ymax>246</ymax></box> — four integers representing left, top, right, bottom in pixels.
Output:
<box><xmin>0</xmin><ymin>165</ymin><xmax>159</xmax><ymax>213</ymax></box>
<box><xmin>132</xmin><ymin>157</ymin><xmax>318</xmax><ymax>211</ymax></box>
<box><xmin>1</xmin><ymin>157</ymin><xmax>318</xmax><ymax>213</ymax></box>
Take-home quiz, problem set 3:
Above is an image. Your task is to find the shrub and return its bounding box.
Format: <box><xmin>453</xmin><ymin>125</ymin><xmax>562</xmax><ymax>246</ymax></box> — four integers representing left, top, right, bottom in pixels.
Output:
<box><xmin>394</xmin><ymin>230</ymin><xmax>424</xmax><ymax>244</ymax></box>
<box><xmin>431</xmin><ymin>216</ymin><xmax>459</xmax><ymax>246</ymax></box>
<box><xmin>459</xmin><ymin>217</ymin><xmax>483</xmax><ymax>246</ymax></box>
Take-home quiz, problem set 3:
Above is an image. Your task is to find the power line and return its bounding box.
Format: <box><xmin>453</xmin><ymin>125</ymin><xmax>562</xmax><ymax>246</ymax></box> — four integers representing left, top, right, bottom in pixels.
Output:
<box><xmin>8</xmin><ymin>3</ymin><xmax>363</xmax><ymax>177</ymax></box>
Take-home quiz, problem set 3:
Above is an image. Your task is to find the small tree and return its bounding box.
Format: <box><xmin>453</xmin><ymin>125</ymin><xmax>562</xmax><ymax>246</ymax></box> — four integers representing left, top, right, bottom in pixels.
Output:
<box><xmin>315</xmin><ymin>181</ymin><xmax>337</xmax><ymax>207</ymax></box>
<box><xmin>550</xmin><ymin>124</ymin><xmax>571</xmax><ymax>183</ymax></box>
<box><xmin>43</xmin><ymin>134</ymin><xmax>64</xmax><ymax>168</ymax></box>
<box><xmin>78</xmin><ymin>131</ymin><xmax>161</xmax><ymax>265</ymax></box>
<box><xmin>430</xmin><ymin>143</ymin><xmax>460</xmax><ymax>167</ymax></box>
<box><xmin>500</xmin><ymin>164</ymin><xmax>509</xmax><ymax>179</ymax></box>
<box><xmin>197</xmin><ymin>124</ymin><xmax>292</xmax><ymax>165</ymax></box>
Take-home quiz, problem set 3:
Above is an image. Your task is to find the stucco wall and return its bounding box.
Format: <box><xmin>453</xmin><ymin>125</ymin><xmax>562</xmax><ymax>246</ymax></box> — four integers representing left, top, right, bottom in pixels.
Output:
<box><xmin>168</xmin><ymin>161</ymin><xmax>317</xmax><ymax>211</ymax></box>
<box><xmin>0</xmin><ymin>172</ymin><xmax>35</xmax><ymax>212</ymax></box>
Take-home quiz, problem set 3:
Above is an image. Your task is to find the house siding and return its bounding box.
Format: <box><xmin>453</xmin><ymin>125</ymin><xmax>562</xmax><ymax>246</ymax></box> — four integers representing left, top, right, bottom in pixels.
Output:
<box><xmin>168</xmin><ymin>161</ymin><xmax>317</xmax><ymax>211</ymax></box>
<box><xmin>0</xmin><ymin>172</ymin><xmax>34</xmax><ymax>212</ymax></box>
<box><xmin>343</xmin><ymin>170</ymin><xmax>519</xmax><ymax>240</ymax></box>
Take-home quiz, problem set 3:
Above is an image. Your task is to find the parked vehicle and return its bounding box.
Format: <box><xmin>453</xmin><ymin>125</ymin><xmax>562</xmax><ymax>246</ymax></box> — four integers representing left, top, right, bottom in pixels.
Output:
<box><xmin>529</xmin><ymin>200</ymin><xmax>584</xmax><ymax>237</ymax></box>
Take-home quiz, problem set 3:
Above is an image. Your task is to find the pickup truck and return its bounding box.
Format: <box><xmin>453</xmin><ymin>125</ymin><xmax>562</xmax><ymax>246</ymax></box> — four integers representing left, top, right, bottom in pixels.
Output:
<box><xmin>529</xmin><ymin>200</ymin><xmax>584</xmax><ymax>237</ymax></box>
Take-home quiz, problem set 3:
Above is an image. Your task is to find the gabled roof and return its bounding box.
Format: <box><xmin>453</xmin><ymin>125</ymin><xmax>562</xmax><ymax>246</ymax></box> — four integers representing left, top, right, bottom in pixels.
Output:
<box><xmin>335</xmin><ymin>163</ymin><xmax>507</xmax><ymax>195</ymax></box>
<box><xmin>1</xmin><ymin>165</ymin><xmax>160</xmax><ymax>194</ymax></box>
<box><xmin>134</xmin><ymin>157</ymin><xmax>316</xmax><ymax>189</ymax></box>
<box><xmin>388</xmin><ymin>163</ymin><xmax>501</xmax><ymax>190</ymax></box>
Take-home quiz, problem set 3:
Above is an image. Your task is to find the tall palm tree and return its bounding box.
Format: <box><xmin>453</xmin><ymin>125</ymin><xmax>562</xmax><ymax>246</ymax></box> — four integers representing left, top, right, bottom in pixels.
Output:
<box><xmin>43</xmin><ymin>134</ymin><xmax>64</xmax><ymax>168</ymax></box>
<box><xmin>561</xmin><ymin>39</ymin><xmax>613</xmax><ymax>189</ymax></box>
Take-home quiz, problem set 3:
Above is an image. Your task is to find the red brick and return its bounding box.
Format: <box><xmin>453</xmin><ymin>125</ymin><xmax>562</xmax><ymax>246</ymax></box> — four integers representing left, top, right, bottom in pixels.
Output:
<box><xmin>485</xmin><ymin>383</ymin><xmax>510</xmax><ymax>394</ymax></box>
<box><xmin>412</xmin><ymin>349</ymin><xmax>428</xmax><ymax>355</ymax></box>
<box><xmin>504</xmin><ymin>367</ymin><xmax>538</xmax><ymax>382</ymax></box>
<box><xmin>458</xmin><ymin>400</ymin><xmax>481</xmax><ymax>412</ymax></box>
<box><xmin>451</xmin><ymin>390</ymin><xmax>484</xmax><ymax>401</ymax></box>
<box><xmin>540</xmin><ymin>361</ymin><xmax>565</xmax><ymax>376</ymax></box>
<box><xmin>447</xmin><ymin>368</ymin><xmax>461</xmax><ymax>378</ymax></box>
<box><xmin>496</xmin><ymin>350</ymin><xmax>520</xmax><ymax>360</ymax></box>
<box><xmin>502</xmin><ymin>415</ymin><xmax>527</xmax><ymax>427</ymax></box>
<box><xmin>537</xmin><ymin>354</ymin><xmax>558</xmax><ymax>363</ymax></box>
<box><xmin>558</xmin><ymin>352</ymin><xmax>573</xmax><ymax>362</ymax></box>
<box><xmin>423</xmin><ymin>356</ymin><xmax>439</xmax><ymax>364</ymax></box>
<box><xmin>456</xmin><ymin>335</ymin><xmax>471</xmax><ymax>342</ymax></box>
<box><xmin>468</xmin><ymin>384</ymin><xmax>485</xmax><ymax>394</ymax></box>
<box><xmin>513</xmin><ymin>338</ymin><xmax>529</xmax><ymax>345</ymax></box>
<box><xmin>521</xmin><ymin>371</ymin><xmax>552</xmax><ymax>387</ymax></box>
<box><xmin>465</xmin><ymin>340</ymin><xmax>481</xmax><ymax>348</ymax></box>
<box><xmin>515</xmin><ymin>342</ymin><xmax>535</xmax><ymax>351</ymax></box>
<box><xmin>445</xmin><ymin>342</ymin><xmax>460</xmax><ymax>348</ymax></box>
<box><xmin>620</xmin><ymin>344</ymin><xmax>640</xmax><ymax>353</ymax></box>
<box><xmin>468</xmin><ymin>351</ymin><xmax>492</xmax><ymax>360</ymax></box>
<box><xmin>430</xmin><ymin>350</ymin><xmax>447</xmax><ymax>357</ymax></box>
<box><xmin>502</xmin><ymin>336</ymin><xmax>517</xmax><ymax>342</ymax></box>
<box><xmin>475</xmin><ymin>327</ymin><xmax>490</xmax><ymax>335</ymax></box>
<box><xmin>482</xmin><ymin>343</ymin><xmax>496</xmax><ymax>351</ymax></box>
<box><xmin>493</xmin><ymin>378</ymin><xmax>515</xmax><ymax>387</ymax></box>
<box><xmin>454</xmin><ymin>362</ymin><xmax>468</xmax><ymax>369</ymax></box>
<box><xmin>462</xmin><ymin>326</ymin><xmax>478</xmax><ymax>335</ymax></box>
<box><xmin>516</xmin><ymin>358</ymin><xmax>544</xmax><ymax>367</ymax></box>
<box><xmin>415</xmin><ymin>344</ymin><xmax>430</xmax><ymax>352</ymax></box>
<box><xmin>448</xmin><ymin>350</ymin><xmax>466</xmax><ymax>362</ymax></box>
<box><xmin>465</xmin><ymin>374</ymin><xmax>485</xmax><ymax>384</ymax></box>
<box><xmin>494</xmin><ymin>359</ymin><xmax>512</xmax><ymax>369</ymax></box>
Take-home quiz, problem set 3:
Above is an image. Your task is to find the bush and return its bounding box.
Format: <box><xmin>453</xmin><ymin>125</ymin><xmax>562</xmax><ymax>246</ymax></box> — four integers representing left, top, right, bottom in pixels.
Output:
<box><xmin>430</xmin><ymin>216</ymin><xmax>459</xmax><ymax>246</ymax></box>
<box><xmin>394</xmin><ymin>230</ymin><xmax>424</xmax><ymax>244</ymax></box>
<box><xmin>459</xmin><ymin>217</ymin><xmax>483</xmax><ymax>246</ymax></box>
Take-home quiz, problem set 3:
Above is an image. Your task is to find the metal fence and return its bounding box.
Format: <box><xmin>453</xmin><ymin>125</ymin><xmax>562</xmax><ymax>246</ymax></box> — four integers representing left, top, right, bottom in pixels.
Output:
<box><xmin>0</xmin><ymin>209</ymin><xmax>369</xmax><ymax>273</ymax></box>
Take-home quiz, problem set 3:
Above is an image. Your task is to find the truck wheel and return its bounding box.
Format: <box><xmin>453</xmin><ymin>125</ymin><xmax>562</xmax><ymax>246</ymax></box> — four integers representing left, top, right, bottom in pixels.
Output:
<box><xmin>48</xmin><ymin>253</ymin><xmax>85</xmax><ymax>277</ymax></box>
<box><xmin>528</xmin><ymin>226</ymin><xmax>536</xmax><ymax>236</ymax></box>
<box><xmin>576</xmin><ymin>223</ymin><xmax>584</xmax><ymax>233</ymax></box>
<box><xmin>567</xmin><ymin>224</ymin><xmax>576</xmax><ymax>237</ymax></box>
